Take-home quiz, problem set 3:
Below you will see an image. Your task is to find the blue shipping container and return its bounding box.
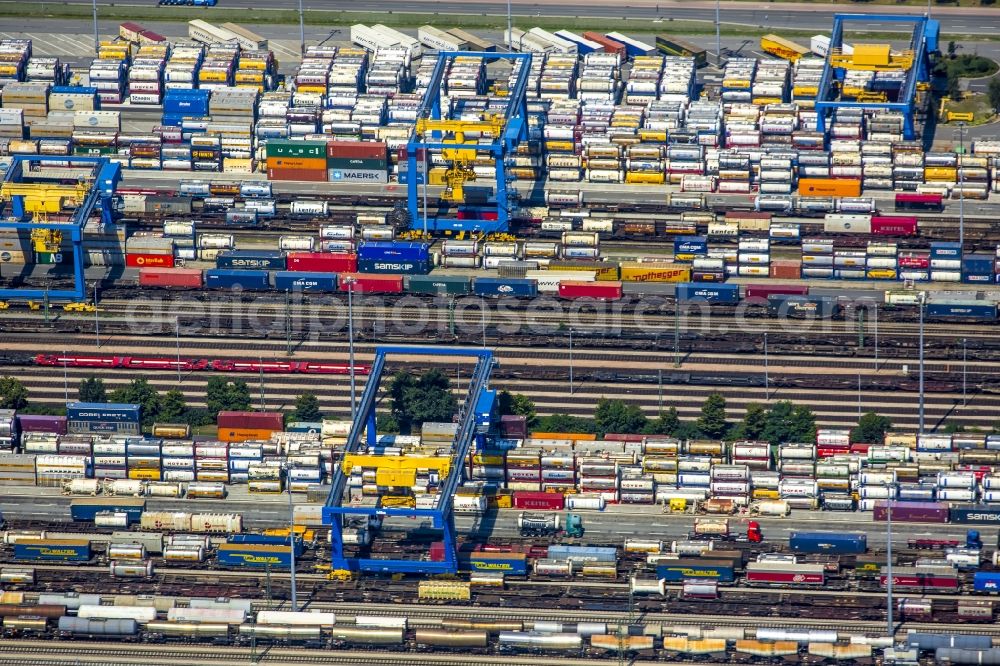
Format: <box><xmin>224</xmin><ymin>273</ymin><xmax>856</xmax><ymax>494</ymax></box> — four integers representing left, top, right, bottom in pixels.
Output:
<box><xmin>227</xmin><ymin>535</ymin><xmax>305</xmax><ymax>556</ymax></box>
<box><xmin>974</xmin><ymin>571</ymin><xmax>1000</xmax><ymax>592</ymax></box>
<box><xmin>464</xmin><ymin>554</ymin><xmax>528</xmax><ymax>576</ymax></box>
<box><xmin>273</xmin><ymin>271</ymin><xmax>338</xmax><ymax>292</ymax></box>
<box><xmin>68</xmin><ymin>420</ymin><xmax>140</xmax><ymax>435</ymax></box>
<box><xmin>286</xmin><ymin>421</ymin><xmax>322</xmax><ymax>433</ymax></box>
<box><xmin>356</xmin><ymin>258</ymin><xmax>431</xmax><ymax>275</ymax></box>
<box><xmin>204</xmin><ymin>269</ymin><xmax>271</xmax><ymax>291</ymax></box>
<box><xmin>66</xmin><ymin>402</ymin><xmax>140</xmax><ymax>423</ymax></box>
<box><xmin>14</xmin><ymin>540</ymin><xmax>91</xmax><ymax>562</ymax></box>
<box><xmin>357</xmin><ymin>241</ymin><xmax>430</xmax><ymax>263</ymax></box>
<box><xmin>930</xmin><ymin>242</ymin><xmax>962</xmax><ymax>259</ymax></box>
<box><xmin>674</xmin><ymin>236</ymin><xmax>708</xmax><ymax>255</ymax></box>
<box><xmin>546</xmin><ymin>545</ymin><xmax>617</xmax><ymax>563</ymax></box>
<box><xmin>217</xmin><ymin>544</ymin><xmax>293</xmax><ymax>568</ymax></box>
<box><xmin>216</xmin><ymin>250</ymin><xmax>286</xmax><ymax>271</ymax></box>
<box><xmin>789</xmin><ymin>531</ymin><xmax>867</xmax><ymax>555</ymax></box>
<box><xmin>656</xmin><ymin>562</ymin><xmax>735</xmax><ymax>583</ymax></box>
<box><xmin>963</xmin><ymin>273</ymin><xmax>994</xmax><ymax>284</ymax></box>
<box><xmin>925</xmin><ymin>301</ymin><xmax>997</xmax><ymax>321</ymax></box>
<box><xmin>70</xmin><ymin>498</ymin><xmax>145</xmax><ymax>522</ymax></box>
<box><xmin>675</xmin><ymin>282</ymin><xmax>740</xmax><ymax>304</ymax></box>
<box><xmin>962</xmin><ymin>255</ymin><xmax>994</xmax><ymax>272</ymax></box>
<box><xmin>472</xmin><ymin>277</ymin><xmax>538</xmax><ymax>298</ymax></box>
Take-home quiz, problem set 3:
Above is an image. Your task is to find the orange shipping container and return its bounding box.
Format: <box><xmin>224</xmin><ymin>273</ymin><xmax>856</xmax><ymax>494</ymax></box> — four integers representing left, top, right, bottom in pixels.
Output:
<box><xmin>217</xmin><ymin>428</ymin><xmax>276</xmax><ymax>443</ymax></box>
<box><xmin>769</xmin><ymin>260</ymin><xmax>801</xmax><ymax>280</ymax></box>
<box><xmin>265</xmin><ymin>156</ymin><xmax>327</xmax><ymax>171</ymax></box>
<box><xmin>798</xmin><ymin>178</ymin><xmax>862</xmax><ymax>198</ymax></box>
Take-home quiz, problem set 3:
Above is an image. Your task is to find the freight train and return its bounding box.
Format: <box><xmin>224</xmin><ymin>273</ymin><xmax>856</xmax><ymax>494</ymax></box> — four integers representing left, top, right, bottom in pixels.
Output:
<box><xmin>34</xmin><ymin>354</ymin><xmax>370</xmax><ymax>375</ymax></box>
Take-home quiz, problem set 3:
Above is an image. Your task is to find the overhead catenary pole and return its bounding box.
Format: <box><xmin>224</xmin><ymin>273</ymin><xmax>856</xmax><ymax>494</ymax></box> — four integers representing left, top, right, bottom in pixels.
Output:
<box><xmin>886</xmin><ymin>498</ymin><xmax>894</xmax><ymax>638</ymax></box>
<box><xmin>874</xmin><ymin>304</ymin><xmax>879</xmax><ymax>371</ymax></box>
<box><xmin>93</xmin><ymin>282</ymin><xmax>99</xmax><ymax>348</ymax></box>
<box><xmin>715</xmin><ymin>0</ymin><xmax>722</xmax><ymax>67</ymax></box>
<box><xmin>959</xmin><ymin>122</ymin><xmax>965</xmax><ymax>249</ymax></box>
<box><xmin>63</xmin><ymin>350</ymin><xmax>68</xmax><ymax>402</ymax></box>
<box><xmin>298</xmin><ymin>0</ymin><xmax>306</xmax><ymax>55</ymax></box>
<box><xmin>175</xmin><ymin>316</ymin><xmax>181</xmax><ymax>386</ymax></box>
<box><xmin>348</xmin><ymin>283</ymin><xmax>356</xmax><ymax>420</ymax></box>
<box><xmin>92</xmin><ymin>0</ymin><xmax>99</xmax><ymax>55</ymax></box>
<box><xmin>764</xmin><ymin>332</ymin><xmax>769</xmax><ymax>400</ymax></box>
<box><xmin>918</xmin><ymin>295</ymin><xmax>925</xmax><ymax>434</ymax></box>
<box><xmin>569</xmin><ymin>327</ymin><xmax>574</xmax><ymax>395</ymax></box>
<box><xmin>507</xmin><ymin>0</ymin><xmax>513</xmax><ymax>51</ymax></box>
<box><xmin>963</xmin><ymin>337</ymin><xmax>967</xmax><ymax>406</ymax></box>
<box><xmin>287</xmin><ymin>479</ymin><xmax>298</xmax><ymax>611</ymax></box>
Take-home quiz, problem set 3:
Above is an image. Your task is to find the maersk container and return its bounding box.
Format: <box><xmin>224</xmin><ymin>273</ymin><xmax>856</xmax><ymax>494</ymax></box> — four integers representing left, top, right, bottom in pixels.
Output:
<box><xmin>204</xmin><ymin>269</ymin><xmax>271</xmax><ymax>291</ymax></box>
<box><xmin>789</xmin><ymin>531</ymin><xmax>867</xmax><ymax>555</ymax></box>
<box><xmin>215</xmin><ymin>250</ymin><xmax>286</xmax><ymax>271</ymax></box>
<box><xmin>273</xmin><ymin>272</ymin><xmax>338</xmax><ymax>293</ymax></box>
<box><xmin>472</xmin><ymin>277</ymin><xmax>538</xmax><ymax>298</ymax></box>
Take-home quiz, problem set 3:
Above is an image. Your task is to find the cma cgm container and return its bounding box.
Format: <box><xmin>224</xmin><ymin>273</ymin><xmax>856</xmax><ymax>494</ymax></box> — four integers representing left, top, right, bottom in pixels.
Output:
<box><xmin>473</xmin><ymin>277</ymin><xmax>538</xmax><ymax>298</ymax></box>
<box><xmin>217</xmin><ymin>544</ymin><xmax>293</xmax><ymax>568</ymax></box>
<box><xmin>216</xmin><ymin>250</ymin><xmax>286</xmax><ymax>271</ymax></box>
<box><xmin>204</xmin><ymin>269</ymin><xmax>270</xmax><ymax>291</ymax></box>
<box><xmin>138</xmin><ymin>267</ymin><xmax>203</xmax><ymax>288</ymax></box>
<box><xmin>463</xmin><ymin>552</ymin><xmax>528</xmax><ymax>576</ymax></box>
<box><xmin>789</xmin><ymin>531</ymin><xmax>867</xmax><ymax>555</ymax></box>
<box><xmin>675</xmin><ymin>282</ymin><xmax>739</xmax><ymax>304</ymax></box>
<box><xmin>873</xmin><ymin>501</ymin><xmax>949</xmax><ymax>523</ymax></box>
<box><xmin>513</xmin><ymin>491</ymin><xmax>565</xmax><ymax>510</ymax></box>
<box><xmin>656</xmin><ymin>560</ymin><xmax>735</xmax><ymax>583</ymax></box>
<box><xmin>273</xmin><ymin>272</ymin><xmax>338</xmax><ymax>292</ymax></box>
<box><xmin>66</xmin><ymin>402</ymin><xmax>140</xmax><ymax>423</ymax></box>
<box><xmin>14</xmin><ymin>539</ymin><xmax>91</xmax><ymax>562</ymax></box>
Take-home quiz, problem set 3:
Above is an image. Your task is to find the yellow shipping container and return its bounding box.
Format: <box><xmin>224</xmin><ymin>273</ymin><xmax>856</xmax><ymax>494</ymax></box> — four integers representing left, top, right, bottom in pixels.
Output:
<box><xmin>544</xmin><ymin>140</ymin><xmax>575</xmax><ymax>152</ymax></box>
<box><xmin>129</xmin><ymin>469</ymin><xmax>161</xmax><ymax>481</ymax></box>
<box><xmin>885</xmin><ymin>432</ymin><xmax>917</xmax><ymax>448</ymax></box>
<box><xmin>752</xmin><ymin>488</ymin><xmax>781</xmax><ymax>500</ymax></box>
<box><xmin>428</xmin><ymin>167</ymin><xmax>448</xmax><ymax>185</ymax></box>
<box><xmin>223</xmin><ymin>158</ymin><xmax>254</xmax><ymax>174</ymax></box>
<box><xmin>472</xmin><ymin>454</ymin><xmax>504</xmax><ymax>466</ymax></box>
<box><xmin>376</xmin><ymin>469</ymin><xmax>417</xmax><ymax>487</ymax></box>
<box><xmin>199</xmin><ymin>70</ymin><xmax>229</xmax><ymax>82</ymax></box>
<box><xmin>492</xmin><ymin>492</ymin><xmax>513</xmax><ymax>509</ymax></box>
<box><xmin>418</xmin><ymin>580</ymin><xmax>471</xmax><ymax>600</ymax></box>
<box><xmin>866</xmin><ymin>269</ymin><xmax>897</xmax><ymax>280</ymax></box>
<box><xmin>639</xmin><ymin>129</ymin><xmax>667</xmax><ymax>142</ymax></box>
<box><xmin>853</xmin><ymin>44</ymin><xmax>891</xmax><ymax>67</ymax></box>
<box><xmin>722</xmin><ymin>78</ymin><xmax>751</xmax><ymax>89</ymax></box>
<box><xmin>380</xmin><ymin>496</ymin><xmax>416</xmax><ymax>508</ymax></box>
<box><xmin>239</xmin><ymin>60</ymin><xmax>269</xmax><ymax>71</ymax></box>
<box><xmin>625</xmin><ymin>171</ymin><xmax>665</xmax><ymax>184</ymax></box>
<box><xmin>295</xmin><ymin>84</ymin><xmax>326</xmax><ymax>94</ymax></box>
<box><xmin>0</xmin><ymin>65</ymin><xmax>20</xmax><ymax>76</ymax></box>
<box><xmin>620</xmin><ymin>262</ymin><xmax>690</xmax><ymax>282</ymax></box>
<box><xmin>924</xmin><ymin>167</ymin><xmax>957</xmax><ymax>182</ymax></box>
<box><xmin>235</xmin><ymin>71</ymin><xmax>264</xmax><ymax>84</ymax></box>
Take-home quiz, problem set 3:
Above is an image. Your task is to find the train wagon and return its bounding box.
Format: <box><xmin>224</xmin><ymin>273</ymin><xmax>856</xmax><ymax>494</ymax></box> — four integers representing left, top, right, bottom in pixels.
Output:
<box><xmin>656</xmin><ymin>559</ymin><xmax>735</xmax><ymax>583</ymax></box>
<box><xmin>14</xmin><ymin>539</ymin><xmax>91</xmax><ymax>562</ymax></box>
<box><xmin>70</xmin><ymin>498</ymin><xmax>145</xmax><ymax>523</ymax></box>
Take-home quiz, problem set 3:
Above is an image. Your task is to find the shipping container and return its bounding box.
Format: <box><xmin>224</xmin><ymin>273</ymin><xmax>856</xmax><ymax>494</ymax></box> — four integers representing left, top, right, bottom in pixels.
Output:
<box><xmin>472</xmin><ymin>277</ymin><xmax>538</xmax><ymax>298</ymax></box>
<box><xmin>338</xmin><ymin>273</ymin><xmax>404</xmax><ymax>294</ymax></box>
<box><xmin>656</xmin><ymin>560</ymin><xmax>735</xmax><ymax>583</ymax></box>
<box><xmin>789</xmin><ymin>531</ymin><xmax>866</xmax><ymax>555</ymax></box>
<box><xmin>217</xmin><ymin>544</ymin><xmax>293</xmax><ymax>568</ymax></box>
<box><xmin>273</xmin><ymin>272</ymin><xmax>338</xmax><ymax>293</ymax></box>
<box><xmin>463</xmin><ymin>552</ymin><xmax>528</xmax><ymax>576</ymax></box>
<box><xmin>405</xmin><ymin>275</ymin><xmax>472</xmax><ymax>295</ymax></box>
<box><xmin>557</xmin><ymin>281</ymin><xmax>623</xmax><ymax>300</ymax></box>
<box><xmin>204</xmin><ymin>269</ymin><xmax>270</xmax><ymax>291</ymax></box>
<box><xmin>138</xmin><ymin>268</ymin><xmax>203</xmax><ymax>288</ymax></box>
<box><xmin>675</xmin><ymin>282</ymin><xmax>739</xmax><ymax>304</ymax></box>
<box><xmin>285</xmin><ymin>252</ymin><xmax>357</xmax><ymax>273</ymax></box>
<box><xmin>216</xmin><ymin>250</ymin><xmax>286</xmax><ymax>271</ymax></box>
<box><xmin>798</xmin><ymin>178</ymin><xmax>862</xmax><ymax>198</ymax></box>
<box><xmin>14</xmin><ymin>539</ymin><xmax>91</xmax><ymax>562</ymax></box>
<box><xmin>512</xmin><ymin>491</ymin><xmax>565</xmax><ymax>510</ymax></box>
<box><xmin>873</xmin><ymin>501</ymin><xmax>949</xmax><ymax>523</ymax></box>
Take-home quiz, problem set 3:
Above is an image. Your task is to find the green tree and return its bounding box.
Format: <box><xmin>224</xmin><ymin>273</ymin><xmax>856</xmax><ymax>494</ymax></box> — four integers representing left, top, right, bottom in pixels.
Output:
<box><xmin>388</xmin><ymin>369</ymin><xmax>457</xmax><ymax>432</ymax></box>
<box><xmin>943</xmin><ymin>422</ymin><xmax>966</xmax><ymax>434</ymax></box>
<box><xmin>645</xmin><ymin>406</ymin><xmax>681</xmax><ymax>436</ymax></box>
<box><xmin>851</xmin><ymin>411</ymin><xmax>893</xmax><ymax>444</ymax></box>
<box><xmin>988</xmin><ymin>77</ymin><xmax>1000</xmax><ymax>113</ymax></box>
<box><xmin>291</xmin><ymin>392</ymin><xmax>322</xmax><ymax>423</ymax></box>
<box><xmin>497</xmin><ymin>390</ymin><xmax>537</xmax><ymax>426</ymax></box>
<box><xmin>0</xmin><ymin>377</ymin><xmax>28</xmax><ymax>410</ymax></box>
<box><xmin>78</xmin><ymin>377</ymin><xmax>106</xmax><ymax>403</ymax></box>
<box><xmin>947</xmin><ymin>40</ymin><xmax>957</xmax><ymax>59</ymax></box>
<box><xmin>762</xmin><ymin>401</ymin><xmax>816</xmax><ymax>445</ymax></box>
<box><xmin>206</xmin><ymin>377</ymin><xmax>251</xmax><ymax>414</ymax></box>
<box><xmin>739</xmin><ymin>403</ymin><xmax>769</xmax><ymax>440</ymax></box>
<box><xmin>697</xmin><ymin>393</ymin><xmax>729</xmax><ymax>439</ymax></box>
<box><xmin>158</xmin><ymin>389</ymin><xmax>188</xmax><ymax>423</ymax></box>
<box><xmin>948</xmin><ymin>76</ymin><xmax>963</xmax><ymax>101</ymax></box>
<box><xmin>110</xmin><ymin>378</ymin><xmax>161</xmax><ymax>426</ymax></box>
<box><xmin>534</xmin><ymin>413</ymin><xmax>597</xmax><ymax>434</ymax></box>
<box><xmin>594</xmin><ymin>398</ymin><xmax>647</xmax><ymax>436</ymax></box>
<box><xmin>376</xmin><ymin>412</ymin><xmax>400</xmax><ymax>434</ymax></box>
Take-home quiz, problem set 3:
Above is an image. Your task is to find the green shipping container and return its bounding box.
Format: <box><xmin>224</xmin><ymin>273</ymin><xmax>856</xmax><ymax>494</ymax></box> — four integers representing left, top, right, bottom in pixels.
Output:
<box><xmin>406</xmin><ymin>274</ymin><xmax>472</xmax><ymax>295</ymax></box>
<box><xmin>73</xmin><ymin>146</ymin><xmax>117</xmax><ymax>155</ymax></box>
<box><xmin>35</xmin><ymin>251</ymin><xmax>65</xmax><ymax>264</ymax></box>
<box><xmin>326</xmin><ymin>158</ymin><xmax>389</xmax><ymax>170</ymax></box>
<box><xmin>265</xmin><ymin>140</ymin><xmax>326</xmax><ymax>159</ymax></box>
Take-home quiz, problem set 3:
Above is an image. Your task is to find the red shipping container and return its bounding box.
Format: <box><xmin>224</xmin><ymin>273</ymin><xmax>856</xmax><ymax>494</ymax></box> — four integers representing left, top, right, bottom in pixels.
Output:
<box><xmin>605</xmin><ymin>434</ymin><xmax>646</xmax><ymax>442</ymax></box>
<box><xmin>327</xmin><ymin>140</ymin><xmax>387</xmax><ymax>161</ymax></box>
<box><xmin>285</xmin><ymin>252</ymin><xmax>357</xmax><ymax>273</ymax></box>
<box><xmin>127</xmin><ymin>253</ymin><xmax>174</xmax><ymax>268</ymax></box>
<box><xmin>558</xmin><ymin>281</ymin><xmax>623</xmax><ymax>300</ymax></box>
<box><xmin>339</xmin><ymin>273</ymin><xmax>404</xmax><ymax>294</ymax></box>
<box><xmin>872</xmin><ymin>501</ymin><xmax>949</xmax><ymax>524</ymax></box>
<box><xmin>512</xmin><ymin>491</ymin><xmax>565</xmax><ymax>510</ymax></box>
<box><xmin>429</xmin><ymin>541</ymin><xmax>446</xmax><ymax>562</ymax></box>
<box><xmin>769</xmin><ymin>261</ymin><xmax>802</xmax><ymax>280</ymax></box>
<box><xmin>217</xmin><ymin>410</ymin><xmax>284</xmax><ymax>431</ymax></box>
<box><xmin>138</xmin><ymin>267</ymin><xmax>202</xmax><ymax>288</ymax></box>
<box><xmin>745</xmin><ymin>284</ymin><xmax>809</xmax><ymax>299</ymax></box>
<box><xmin>898</xmin><ymin>254</ymin><xmax>930</xmax><ymax>269</ymax></box>
<box><xmin>871</xmin><ymin>216</ymin><xmax>918</xmax><ymax>236</ymax></box>
<box><xmin>582</xmin><ymin>31</ymin><xmax>626</xmax><ymax>57</ymax></box>
<box><xmin>849</xmin><ymin>443</ymin><xmax>871</xmax><ymax>454</ymax></box>
<box><xmin>746</xmin><ymin>566</ymin><xmax>824</xmax><ymax>586</ymax></box>
<box><xmin>267</xmin><ymin>167</ymin><xmax>327</xmax><ymax>182</ymax></box>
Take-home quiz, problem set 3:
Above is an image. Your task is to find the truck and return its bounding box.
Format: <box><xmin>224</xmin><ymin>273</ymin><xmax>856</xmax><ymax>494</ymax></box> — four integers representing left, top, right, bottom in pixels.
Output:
<box><xmin>517</xmin><ymin>512</ymin><xmax>583</xmax><ymax>538</ymax></box>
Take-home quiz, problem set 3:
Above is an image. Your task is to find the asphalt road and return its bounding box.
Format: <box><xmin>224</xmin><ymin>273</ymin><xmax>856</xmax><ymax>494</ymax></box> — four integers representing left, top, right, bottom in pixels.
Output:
<box><xmin>30</xmin><ymin>0</ymin><xmax>1000</xmax><ymax>35</ymax></box>
<box><xmin>1</xmin><ymin>489</ymin><xmax>994</xmax><ymax>547</ymax></box>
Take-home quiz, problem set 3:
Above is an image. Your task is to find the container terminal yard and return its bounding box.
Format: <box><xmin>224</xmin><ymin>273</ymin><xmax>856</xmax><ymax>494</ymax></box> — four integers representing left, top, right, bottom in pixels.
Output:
<box><xmin>3</xmin><ymin>3</ymin><xmax>1000</xmax><ymax>665</ymax></box>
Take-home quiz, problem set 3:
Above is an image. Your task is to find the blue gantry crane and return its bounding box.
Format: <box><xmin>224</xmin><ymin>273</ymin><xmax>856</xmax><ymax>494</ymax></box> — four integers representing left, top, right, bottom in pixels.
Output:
<box><xmin>815</xmin><ymin>14</ymin><xmax>937</xmax><ymax>141</ymax></box>
<box><xmin>323</xmin><ymin>346</ymin><xmax>496</xmax><ymax>575</ymax></box>
<box><xmin>0</xmin><ymin>156</ymin><xmax>120</xmax><ymax>300</ymax></box>
<box><xmin>405</xmin><ymin>51</ymin><xmax>532</xmax><ymax>234</ymax></box>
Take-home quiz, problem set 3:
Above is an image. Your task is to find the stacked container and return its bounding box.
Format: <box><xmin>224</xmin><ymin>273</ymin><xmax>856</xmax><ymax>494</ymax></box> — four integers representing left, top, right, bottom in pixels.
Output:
<box><xmin>67</xmin><ymin>403</ymin><xmax>141</xmax><ymax>437</ymax></box>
